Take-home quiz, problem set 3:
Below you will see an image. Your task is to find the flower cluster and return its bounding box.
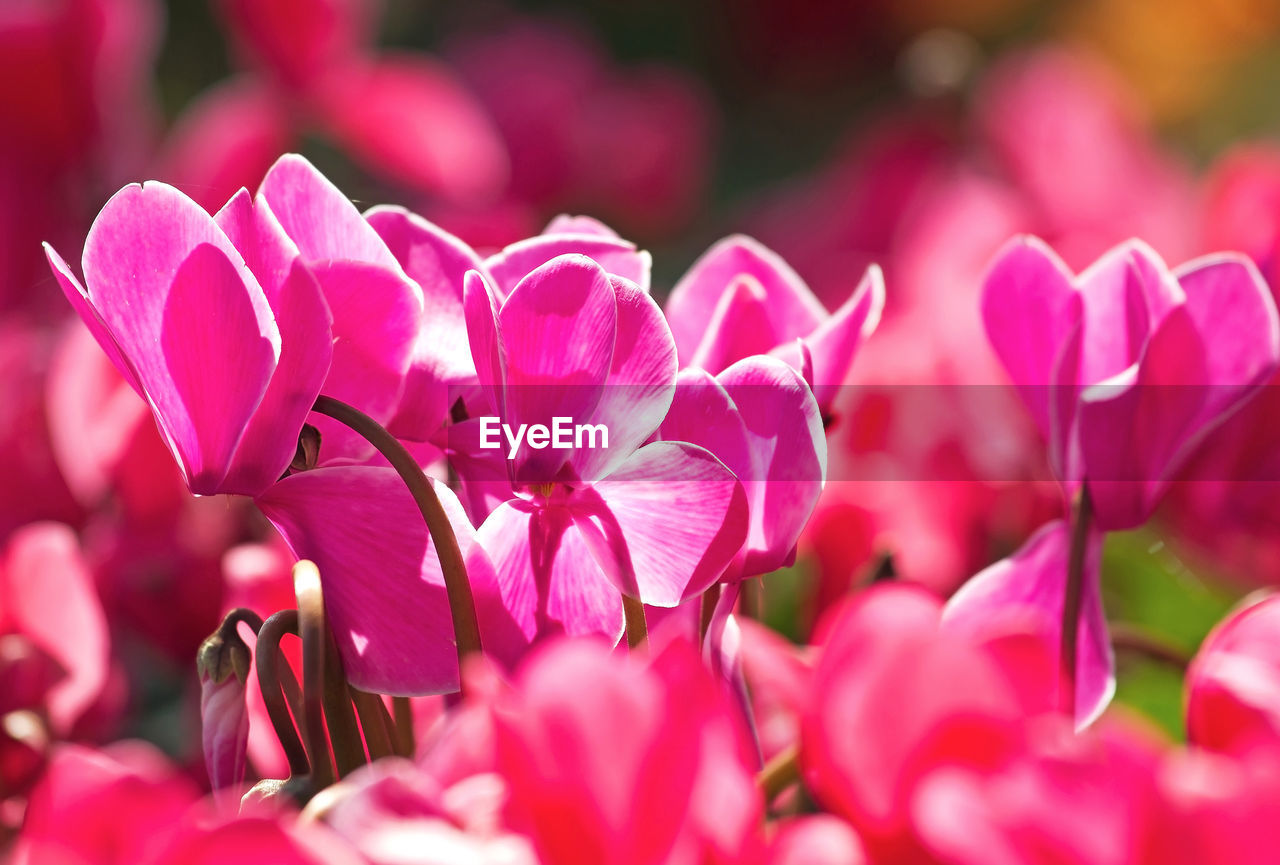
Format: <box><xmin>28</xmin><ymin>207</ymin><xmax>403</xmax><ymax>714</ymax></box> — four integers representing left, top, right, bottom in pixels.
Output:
<box><xmin>12</xmin><ymin>149</ymin><xmax>1280</xmax><ymax>864</ymax></box>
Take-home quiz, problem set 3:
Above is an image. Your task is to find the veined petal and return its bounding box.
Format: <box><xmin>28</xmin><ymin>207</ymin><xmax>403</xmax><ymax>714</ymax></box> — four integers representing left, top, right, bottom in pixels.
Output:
<box><xmin>718</xmin><ymin>357</ymin><xmax>826</xmax><ymax>577</ymax></box>
<box><xmin>572</xmin><ymin>277</ymin><xmax>677</xmax><ymax>482</ymax></box>
<box><xmin>463</xmin><ymin>270</ymin><xmax>508</xmax><ymax>418</ymax></box>
<box><xmin>80</xmin><ymin>181</ymin><xmax>281</xmax><ymax>493</ymax></box>
<box><xmin>941</xmin><ymin>519</ymin><xmax>1112</xmax><ymax>728</ymax></box>
<box><xmin>257</xmin><ymin>153</ymin><xmax>404</xmax><ymax>272</ymax></box>
<box><xmin>667</xmin><ymin>235</ymin><xmax>826</xmax><ymax>364</ymax></box>
<box><xmin>586</xmin><ymin>442</ymin><xmax>748</xmax><ymax>605</ymax></box>
<box><xmin>486</xmin><ymin>233</ymin><xmax>651</xmax><ymax>297</ymax></box>
<box><xmin>255</xmin><ymin>466</ymin><xmax>498</xmax><ymax>696</ymax></box>
<box><xmin>475</xmin><ymin>501</ymin><xmax>624</xmax><ymax>664</ymax></box>
<box><xmin>44</xmin><ymin>243</ymin><xmax>142</xmax><ymax>396</ymax></box>
<box><xmin>498</xmin><ymin>255</ymin><xmax>616</xmax><ymax>479</ymax></box>
<box><xmin>788</xmin><ymin>264</ymin><xmax>885</xmax><ymax>409</ymax></box>
<box><xmin>216</xmin><ymin>191</ymin><xmax>334</xmax><ymax>493</ymax></box>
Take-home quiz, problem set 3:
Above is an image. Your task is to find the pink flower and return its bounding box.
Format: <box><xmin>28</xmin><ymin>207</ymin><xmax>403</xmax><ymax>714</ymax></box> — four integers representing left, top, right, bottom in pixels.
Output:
<box><xmin>490</xmin><ymin>638</ymin><xmax>763</xmax><ymax>865</ymax></box>
<box><xmin>1186</xmin><ymin>594</ymin><xmax>1280</xmax><ymax>758</ymax></box>
<box><xmin>982</xmin><ymin>236</ymin><xmax>1280</xmax><ymax>529</ymax></box>
<box><xmin>942</xmin><ymin>519</ymin><xmax>1112</xmax><ymax>728</ymax></box>
<box><xmin>459</xmin><ymin>256</ymin><xmax>748</xmax><ymax>654</ymax></box>
<box><xmin>664</xmin><ymin>235</ymin><xmax>883</xmax><ymax>416</ymax></box>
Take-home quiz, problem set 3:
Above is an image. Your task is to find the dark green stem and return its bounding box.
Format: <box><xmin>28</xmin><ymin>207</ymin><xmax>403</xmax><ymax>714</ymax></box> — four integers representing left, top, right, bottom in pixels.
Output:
<box><xmin>1061</xmin><ymin>486</ymin><xmax>1094</xmax><ymax>722</ymax></box>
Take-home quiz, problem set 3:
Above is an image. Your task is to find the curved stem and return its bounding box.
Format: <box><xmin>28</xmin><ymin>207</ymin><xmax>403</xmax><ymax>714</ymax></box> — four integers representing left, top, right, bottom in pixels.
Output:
<box><xmin>1061</xmin><ymin>486</ymin><xmax>1094</xmax><ymax>722</ymax></box>
<box><xmin>699</xmin><ymin>584</ymin><xmax>721</xmax><ymax>647</ymax></box>
<box><xmin>622</xmin><ymin>594</ymin><xmax>648</xmax><ymax>650</ymax></box>
<box><xmin>294</xmin><ymin>561</ymin><xmax>335</xmax><ymax>788</ymax></box>
<box><xmin>351</xmin><ymin>689</ymin><xmax>396</xmax><ymax>762</ymax></box>
<box><xmin>311</xmin><ymin>395</ymin><xmax>482</xmax><ymax>668</ymax></box>
<box><xmin>256</xmin><ymin>611</ymin><xmax>310</xmax><ymax>777</ymax></box>
<box><xmin>1111</xmin><ymin>623</ymin><xmax>1191</xmax><ymax>669</ymax></box>
<box><xmin>321</xmin><ymin>624</ymin><xmax>367</xmax><ymax>777</ymax></box>
<box><xmin>758</xmin><ymin>744</ymin><xmax>800</xmax><ymax>801</ymax></box>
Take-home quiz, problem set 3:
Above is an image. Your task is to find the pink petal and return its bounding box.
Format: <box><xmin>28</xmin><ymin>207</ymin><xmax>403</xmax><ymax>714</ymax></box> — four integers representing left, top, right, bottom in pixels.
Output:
<box><xmin>1187</xmin><ymin>594</ymin><xmax>1280</xmax><ymax>755</ymax></box>
<box><xmin>788</xmin><ymin>264</ymin><xmax>885</xmax><ymax>409</ymax></box>
<box><xmin>256</xmin><ymin>466</ymin><xmax>495</xmax><ymax>696</ymax></box>
<box><xmin>1075</xmin><ymin>240</ymin><xmax>1172</xmax><ymax>384</ymax></box>
<box><xmin>3</xmin><ymin>523</ymin><xmax>108</xmax><ymax>732</ymax></box>
<box><xmin>769</xmin><ymin>817</ymin><xmax>868</xmax><ymax>865</ymax></box>
<box><xmin>80</xmin><ymin>182</ymin><xmax>281</xmax><ymax>493</ymax></box>
<box><xmin>658</xmin><ymin>368</ymin><xmax>755</xmax><ymax>484</ymax></box>
<box><xmin>317</xmin><ymin>55</ymin><xmax>509</xmax><ymax>201</ymax></box>
<box><xmin>44</xmin><ymin>243</ymin><xmax>142</xmax><ymax>396</ymax></box>
<box><xmin>1079</xmin><ymin>308</ymin><xmax>1208</xmax><ymax>530</ymax></box>
<box><xmin>585</xmin><ymin>442</ymin><xmax>749</xmax><ymax>605</ymax></box>
<box><xmin>306</xmin><ymin>260</ymin><xmax>423</xmax><ymax>460</ymax></box>
<box><xmin>941</xmin><ymin>519</ymin><xmax>1112</xmax><ymax>728</ymax></box>
<box><xmin>666</xmin><ymin>235</ymin><xmax>826</xmax><ymax>363</ymax></box>
<box><xmin>572</xmin><ymin>277</ymin><xmax>677</xmax><ymax>481</ymax></box>
<box><xmin>686</xmin><ymin>277</ymin><xmax>780</xmax><ymax>374</ymax></box>
<box><xmin>498</xmin><ymin>255</ymin><xmax>616</xmax><ymax>480</ymax></box>
<box><xmin>980</xmin><ymin>236</ymin><xmax>1083</xmax><ymax>441</ymax></box>
<box><xmin>475</xmin><ymin>501</ymin><xmax>624</xmax><ymax>661</ymax></box>
<box><xmin>463</xmin><ymin>269</ymin><xmax>508</xmax><ymax>418</ymax></box>
<box><xmin>214</xmin><ymin>0</ymin><xmax>375</xmax><ymax>90</ymax></box>
<box><xmin>257</xmin><ymin>153</ymin><xmax>404</xmax><ymax>272</ymax></box>
<box><xmin>542</xmin><ymin>214</ymin><xmax>620</xmax><ymax>237</ymax></box>
<box><xmin>718</xmin><ymin>357</ymin><xmax>827</xmax><ymax>577</ymax></box>
<box><xmin>486</xmin><ymin>234</ymin><xmax>651</xmax><ymax>297</ymax></box>
<box><xmin>215</xmin><ymin>191</ymin><xmax>334</xmax><ymax>493</ymax></box>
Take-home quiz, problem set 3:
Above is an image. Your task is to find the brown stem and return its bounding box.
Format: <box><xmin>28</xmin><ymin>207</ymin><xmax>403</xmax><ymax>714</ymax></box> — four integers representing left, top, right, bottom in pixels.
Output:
<box><xmin>622</xmin><ymin>594</ymin><xmax>648</xmax><ymax>650</ymax></box>
<box><xmin>311</xmin><ymin>395</ymin><xmax>482</xmax><ymax>671</ymax></box>
<box><xmin>758</xmin><ymin>744</ymin><xmax>800</xmax><ymax>801</ymax></box>
<box><xmin>351</xmin><ymin>689</ymin><xmax>396</xmax><ymax>762</ymax></box>
<box><xmin>294</xmin><ymin>561</ymin><xmax>335</xmax><ymax>788</ymax></box>
<box><xmin>320</xmin><ymin>623</ymin><xmax>367</xmax><ymax>777</ymax></box>
<box><xmin>392</xmin><ymin>696</ymin><xmax>415</xmax><ymax>759</ymax></box>
<box><xmin>256</xmin><ymin>611</ymin><xmax>309</xmax><ymax>777</ymax></box>
<box><xmin>1061</xmin><ymin>486</ymin><xmax>1094</xmax><ymax>722</ymax></box>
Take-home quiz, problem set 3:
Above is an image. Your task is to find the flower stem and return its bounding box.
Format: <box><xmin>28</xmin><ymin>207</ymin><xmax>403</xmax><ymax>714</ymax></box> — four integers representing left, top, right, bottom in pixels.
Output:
<box><xmin>622</xmin><ymin>594</ymin><xmax>648</xmax><ymax>650</ymax></box>
<box><xmin>351</xmin><ymin>689</ymin><xmax>396</xmax><ymax>762</ymax></box>
<box><xmin>1060</xmin><ymin>486</ymin><xmax>1094</xmax><ymax>722</ymax></box>
<box><xmin>1110</xmin><ymin>623</ymin><xmax>1190</xmax><ymax>669</ymax></box>
<box><xmin>256</xmin><ymin>610</ymin><xmax>311</xmax><ymax>778</ymax></box>
<box><xmin>310</xmin><ymin>395</ymin><xmax>483</xmax><ymax>670</ymax></box>
<box><xmin>758</xmin><ymin>743</ymin><xmax>800</xmax><ymax>801</ymax></box>
<box><xmin>699</xmin><ymin>584</ymin><xmax>721</xmax><ymax>646</ymax></box>
<box><xmin>392</xmin><ymin>696</ymin><xmax>415</xmax><ymax>758</ymax></box>
<box><xmin>294</xmin><ymin>561</ymin><xmax>336</xmax><ymax>788</ymax></box>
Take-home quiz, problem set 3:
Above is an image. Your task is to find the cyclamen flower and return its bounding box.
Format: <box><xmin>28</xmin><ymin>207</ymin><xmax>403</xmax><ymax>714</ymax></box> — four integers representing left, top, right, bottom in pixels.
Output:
<box><xmin>665</xmin><ymin>235</ymin><xmax>884</xmax><ymax>415</ymax></box>
<box><xmin>460</xmin><ymin>255</ymin><xmax>749</xmax><ymax>652</ymax></box>
<box><xmin>983</xmin><ymin>236</ymin><xmax>1280</xmax><ymax>529</ymax></box>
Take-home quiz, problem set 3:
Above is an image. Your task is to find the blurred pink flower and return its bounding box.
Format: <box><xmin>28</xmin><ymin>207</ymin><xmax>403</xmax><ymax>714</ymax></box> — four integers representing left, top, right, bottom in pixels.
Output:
<box><xmin>1186</xmin><ymin>593</ymin><xmax>1280</xmax><ymax>758</ymax></box>
<box><xmin>160</xmin><ymin>0</ymin><xmax>506</xmax><ymax>212</ymax></box>
<box><xmin>983</xmin><ymin>236</ymin><xmax>1279</xmax><ymax>529</ymax></box>
<box><xmin>491</xmin><ymin>637</ymin><xmax>763</xmax><ymax>865</ymax></box>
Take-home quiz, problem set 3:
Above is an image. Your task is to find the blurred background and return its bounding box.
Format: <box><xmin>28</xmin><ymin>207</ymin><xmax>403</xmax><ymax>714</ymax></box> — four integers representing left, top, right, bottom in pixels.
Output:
<box><xmin>5</xmin><ymin>0</ymin><xmax>1280</xmax><ymax>794</ymax></box>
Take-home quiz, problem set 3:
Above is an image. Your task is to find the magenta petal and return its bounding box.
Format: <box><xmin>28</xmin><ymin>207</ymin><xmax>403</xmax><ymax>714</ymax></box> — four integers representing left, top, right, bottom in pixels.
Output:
<box><xmin>1175</xmin><ymin>254</ymin><xmax>1280</xmax><ymax>417</ymax></box>
<box><xmin>498</xmin><ymin>255</ymin><xmax>616</xmax><ymax>477</ymax></box>
<box><xmin>572</xmin><ymin>277</ymin><xmax>677</xmax><ymax>482</ymax></box>
<box><xmin>475</xmin><ymin>501</ymin><xmax>624</xmax><ymax>659</ymax></box>
<box><xmin>310</xmin><ymin>259</ymin><xmax>422</xmax><ymax>423</ymax></box>
<box><xmin>981</xmin><ymin>236</ymin><xmax>1083</xmax><ymax>441</ymax></box>
<box><xmin>257</xmin><ymin>153</ymin><xmax>404</xmax><ymax>271</ymax></box>
<box><xmin>200</xmin><ymin>672</ymin><xmax>249</xmax><ymax>793</ymax></box>
<box><xmin>1079</xmin><ymin>308</ymin><xmax>1208</xmax><ymax>530</ymax></box>
<box><xmin>215</xmin><ymin>191</ymin><xmax>334</xmax><ymax>493</ymax></box>
<box><xmin>463</xmin><ymin>269</ymin><xmax>508</xmax><ymax>418</ymax></box>
<box><xmin>543</xmin><ymin>214</ymin><xmax>620</xmax><ymax>237</ymax></box>
<box><xmin>794</xmin><ymin>264</ymin><xmax>885</xmax><ymax>408</ymax></box>
<box><xmin>256</xmin><ymin>466</ymin><xmax>493</xmax><ymax>695</ymax></box>
<box><xmin>941</xmin><ymin>519</ymin><xmax>1112</xmax><ymax>728</ymax></box>
<box><xmin>666</xmin><ymin>235</ymin><xmax>826</xmax><ymax>363</ymax></box>
<box><xmin>485</xmin><ymin>233</ymin><xmax>651</xmax><ymax>297</ymax></box>
<box><xmin>44</xmin><ymin>243</ymin><xmax>142</xmax><ymax>396</ymax></box>
<box><xmin>1075</xmin><ymin>240</ymin><xmax>1169</xmax><ymax>383</ymax></box>
<box><xmin>366</xmin><ymin>204</ymin><xmax>487</xmax><ymax>385</ymax></box>
<box><xmin>658</xmin><ymin>368</ymin><xmax>755</xmax><ymax>483</ymax></box>
<box><xmin>79</xmin><ymin>182</ymin><xmax>281</xmax><ymax>493</ymax></box>
<box><xmin>718</xmin><ymin>357</ymin><xmax>826</xmax><ymax>577</ymax></box>
<box><xmin>4</xmin><ymin>523</ymin><xmax>109</xmax><ymax>732</ymax></box>
<box><xmin>586</xmin><ymin>442</ymin><xmax>748</xmax><ymax>605</ymax></box>
<box><xmin>687</xmin><ymin>277</ymin><xmax>779</xmax><ymax>374</ymax></box>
